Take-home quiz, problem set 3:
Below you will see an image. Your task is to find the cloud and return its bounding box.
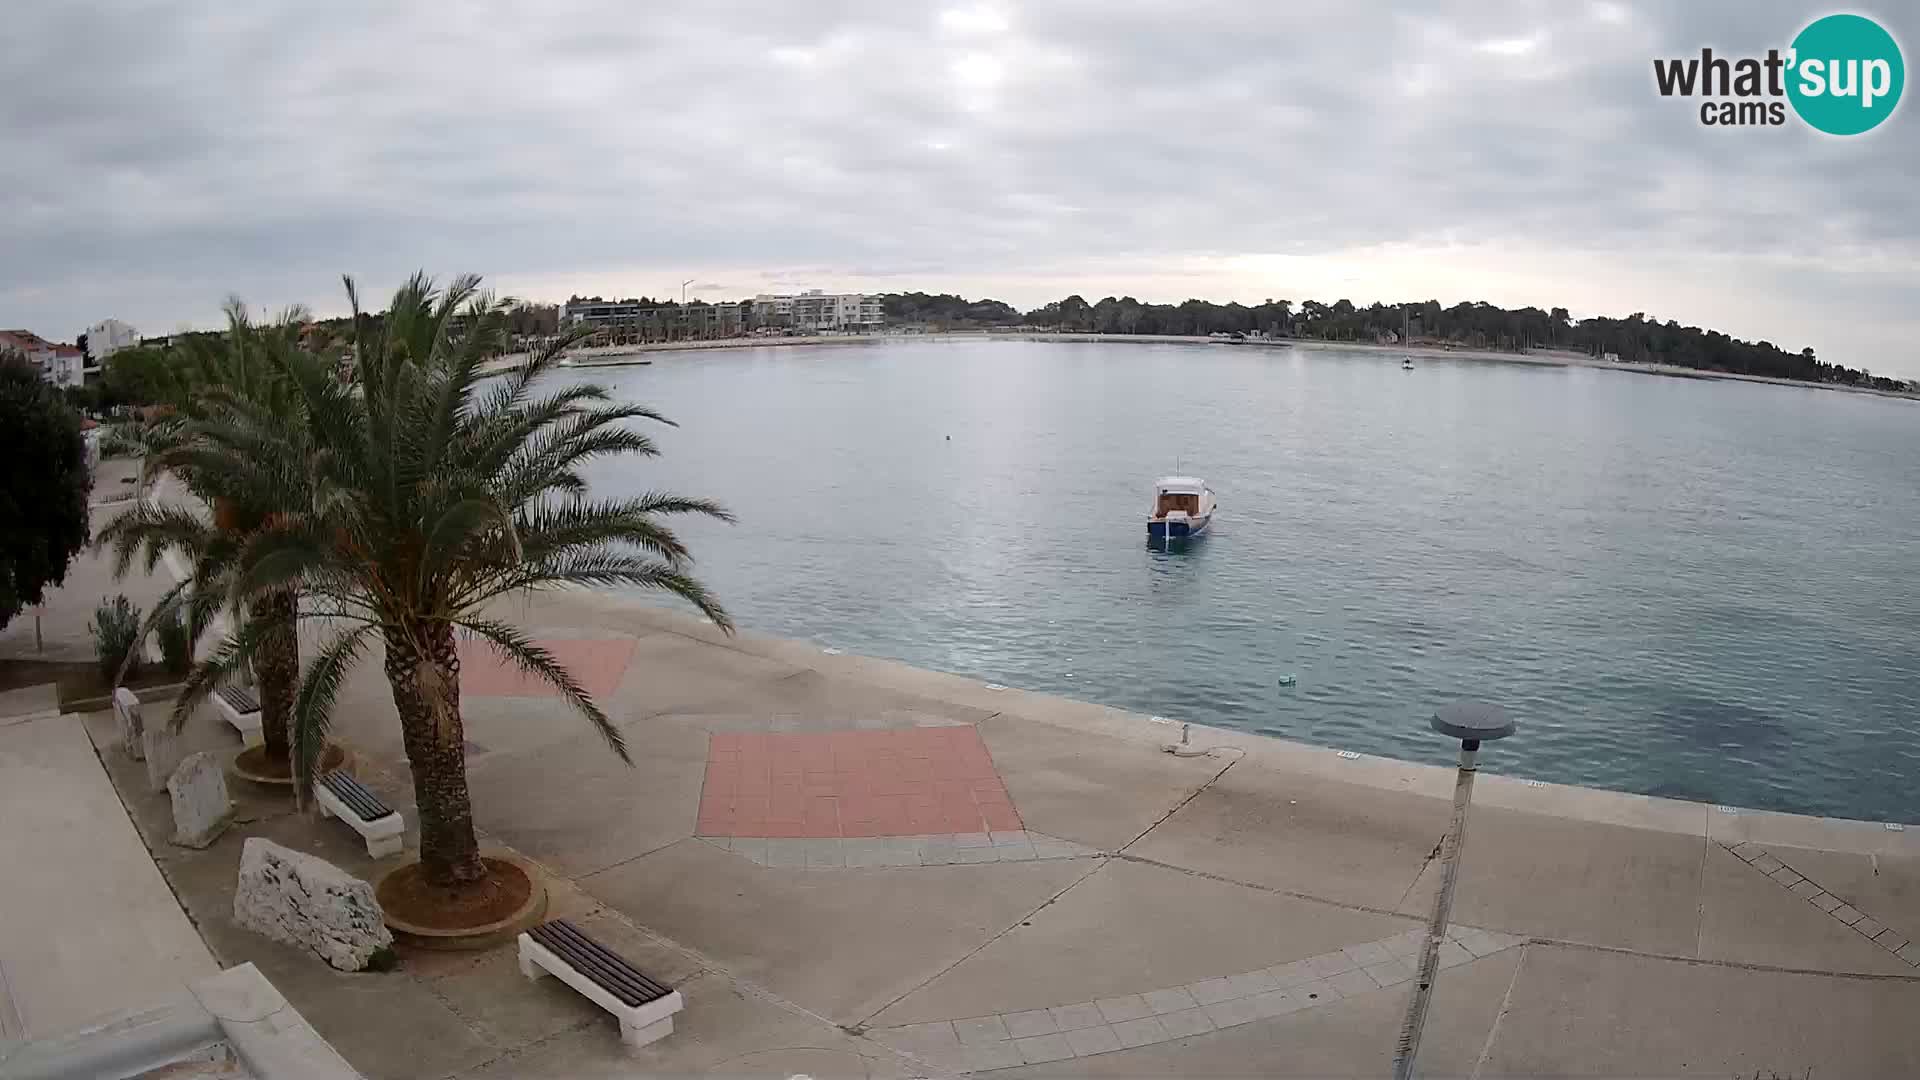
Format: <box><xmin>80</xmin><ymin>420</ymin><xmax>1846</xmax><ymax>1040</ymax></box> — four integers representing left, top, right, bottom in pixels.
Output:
<box><xmin>1</xmin><ymin>0</ymin><xmax>1914</xmax><ymax>375</ymax></box>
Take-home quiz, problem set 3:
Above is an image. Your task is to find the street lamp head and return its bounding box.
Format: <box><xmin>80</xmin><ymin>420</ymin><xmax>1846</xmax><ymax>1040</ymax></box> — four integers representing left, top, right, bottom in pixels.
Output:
<box><xmin>1430</xmin><ymin>700</ymin><xmax>1516</xmax><ymax>745</ymax></box>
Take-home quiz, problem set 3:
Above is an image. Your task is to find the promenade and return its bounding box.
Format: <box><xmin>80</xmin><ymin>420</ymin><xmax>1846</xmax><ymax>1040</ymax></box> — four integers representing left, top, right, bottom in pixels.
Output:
<box><xmin>23</xmin><ymin>577</ymin><xmax>1908</xmax><ymax>1078</ymax></box>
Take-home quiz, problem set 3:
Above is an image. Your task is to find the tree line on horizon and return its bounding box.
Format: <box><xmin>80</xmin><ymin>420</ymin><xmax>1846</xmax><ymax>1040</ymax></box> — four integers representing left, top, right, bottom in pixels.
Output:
<box><xmin>881</xmin><ymin>291</ymin><xmax>1904</xmax><ymax>391</ymax></box>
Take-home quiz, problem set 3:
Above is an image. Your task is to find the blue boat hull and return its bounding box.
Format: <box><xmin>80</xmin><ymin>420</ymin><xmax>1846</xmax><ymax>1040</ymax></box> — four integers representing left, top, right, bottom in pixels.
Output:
<box><xmin>1148</xmin><ymin>514</ymin><xmax>1211</xmax><ymax>538</ymax></box>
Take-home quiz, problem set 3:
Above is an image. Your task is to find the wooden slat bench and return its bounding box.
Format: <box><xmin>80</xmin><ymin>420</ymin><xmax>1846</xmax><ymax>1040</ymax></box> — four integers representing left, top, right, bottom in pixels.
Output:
<box><xmin>314</xmin><ymin>771</ymin><xmax>405</xmax><ymax>858</ymax></box>
<box><xmin>213</xmin><ymin>685</ymin><xmax>263</xmax><ymax>748</ymax></box>
<box><xmin>518</xmin><ymin>919</ymin><xmax>684</xmax><ymax>1048</ymax></box>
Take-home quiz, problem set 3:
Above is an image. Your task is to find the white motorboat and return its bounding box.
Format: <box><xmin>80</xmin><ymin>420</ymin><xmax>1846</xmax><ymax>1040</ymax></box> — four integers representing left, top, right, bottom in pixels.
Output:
<box><xmin>1148</xmin><ymin>476</ymin><xmax>1215</xmax><ymax>539</ymax></box>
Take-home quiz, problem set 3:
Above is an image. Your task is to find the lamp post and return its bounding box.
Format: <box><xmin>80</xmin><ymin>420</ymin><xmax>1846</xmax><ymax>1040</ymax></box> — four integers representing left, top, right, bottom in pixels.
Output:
<box><xmin>1392</xmin><ymin>700</ymin><xmax>1516</xmax><ymax>1080</ymax></box>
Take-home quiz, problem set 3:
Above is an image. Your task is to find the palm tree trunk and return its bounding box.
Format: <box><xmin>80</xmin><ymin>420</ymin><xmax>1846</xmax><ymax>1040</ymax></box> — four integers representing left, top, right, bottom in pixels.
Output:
<box><xmin>384</xmin><ymin>620</ymin><xmax>487</xmax><ymax>887</ymax></box>
<box><xmin>253</xmin><ymin>588</ymin><xmax>299</xmax><ymax>766</ymax></box>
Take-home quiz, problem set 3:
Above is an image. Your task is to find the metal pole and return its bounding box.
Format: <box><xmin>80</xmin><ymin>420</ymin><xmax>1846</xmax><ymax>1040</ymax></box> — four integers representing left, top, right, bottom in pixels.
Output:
<box><xmin>1393</xmin><ymin>738</ymin><xmax>1481</xmax><ymax>1080</ymax></box>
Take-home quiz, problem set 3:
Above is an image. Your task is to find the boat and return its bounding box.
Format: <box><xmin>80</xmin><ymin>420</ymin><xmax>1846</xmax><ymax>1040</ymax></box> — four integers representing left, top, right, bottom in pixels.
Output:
<box><xmin>1402</xmin><ymin>357</ymin><xmax>1414</xmax><ymax>370</ymax></box>
<box><xmin>1148</xmin><ymin>476</ymin><xmax>1215</xmax><ymax>539</ymax></box>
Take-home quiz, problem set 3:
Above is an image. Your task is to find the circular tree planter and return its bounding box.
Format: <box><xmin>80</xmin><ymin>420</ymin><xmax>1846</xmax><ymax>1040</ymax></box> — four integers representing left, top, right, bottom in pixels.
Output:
<box><xmin>229</xmin><ymin>743</ymin><xmax>350</xmax><ymax>788</ymax></box>
<box><xmin>378</xmin><ymin>850</ymin><xmax>547</xmax><ymax>951</ymax></box>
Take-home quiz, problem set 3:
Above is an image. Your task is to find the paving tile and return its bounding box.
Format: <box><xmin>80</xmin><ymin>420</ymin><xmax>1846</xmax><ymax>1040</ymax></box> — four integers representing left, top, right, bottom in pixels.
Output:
<box><xmin>1065</xmin><ymin>1024</ymin><xmax>1122</xmax><ymax>1056</ymax></box>
<box><xmin>1749</xmin><ymin>854</ymin><xmax>1785</xmax><ymax>874</ymax></box>
<box><xmin>956</xmin><ymin>1041</ymin><xmax>1026</xmax><ymax>1072</ymax></box>
<box><xmin>1014</xmin><ymin>1033</ymin><xmax>1076</xmax><ymax>1065</ymax></box>
<box><xmin>990</xmin><ymin>830</ymin><xmax>1032</xmax><ymax>846</ymax></box>
<box><xmin>951</xmin><ymin>845</ymin><xmax>1000</xmax><ymax>864</ymax></box>
<box><xmin>1250</xmin><ymin>989</ymin><xmax>1307</xmax><ymax>1019</ymax></box>
<box><xmin>729</xmin><ymin>836</ymin><xmax>767</xmax><ymax>863</ymax></box>
<box><xmin>1437</xmin><ymin>940</ymin><xmax>1475</xmax><ymax>968</ymax></box>
<box><xmin>1226</xmin><ymin>969</ymin><xmax>1278</xmax><ymax>997</ymax></box>
<box><xmin>1094</xmin><ymin>994</ymin><xmax>1152</xmax><ymax>1023</ymax></box>
<box><xmin>919</xmin><ymin>838</ymin><xmax>959</xmax><ymax>865</ymax></box>
<box><xmin>1328</xmin><ymin>968</ymin><xmax>1381</xmax><ymax>996</ymax></box>
<box><xmin>1185</xmin><ymin>976</ymin><xmax>1237</xmax><ymax>1005</ymax></box>
<box><xmin>1266</xmin><ymin>959</ymin><xmax>1320</xmax><ymax>988</ymax></box>
<box><xmin>1364</xmin><ymin>958</ymin><xmax>1417</xmax><ymax>987</ymax></box>
<box><xmin>1383</xmin><ymin>929</ymin><xmax>1426</xmax><ymax>958</ymax></box>
<box><xmin>875</xmin><ymin>1021</ymin><xmax>958</xmax><ymax>1054</ymax></box>
<box><xmin>1049</xmin><ymin>1002</ymin><xmax>1106</xmax><ymax>1031</ymax></box>
<box><xmin>1832</xmin><ymin>904</ymin><xmax>1865</xmax><ymax>925</ymax></box>
<box><xmin>1455</xmin><ymin>928</ymin><xmax>1504</xmax><ymax>957</ymax></box>
<box><xmin>1294</xmin><ymin>978</ymin><xmax>1343</xmax><ymax>1004</ymax></box>
<box><xmin>1144</xmin><ymin>986</ymin><xmax>1200</xmax><ymax>1014</ymax></box>
<box><xmin>1157</xmin><ymin>1006</ymin><xmax>1217</xmax><ymax>1038</ymax></box>
<box><xmin>1305</xmin><ymin>950</ymin><xmax>1358</xmax><ymax>977</ymax></box>
<box><xmin>952</xmin><ymin>832</ymin><xmax>994</xmax><ymax>848</ymax></box>
<box><xmin>1854</xmin><ymin>916</ymin><xmax>1886</xmax><ymax>939</ymax></box>
<box><xmin>1343</xmin><ymin>939</ymin><xmax>1395</xmax><ymax>967</ymax></box>
<box><xmin>763</xmin><ymin>839</ymin><xmax>808</xmax><ymax>868</ymax></box>
<box><xmin>1101</xmin><ymin>1015</ymin><xmax>1169</xmax><ymax>1052</ymax></box>
<box><xmin>804</xmin><ymin>841</ymin><xmax>845</xmax><ymax>869</ymax></box>
<box><xmin>1811</xmin><ymin>891</ymin><xmax>1844</xmax><ymax>913</ymax></box>
<box><xmin>954</xmin><ymin>1014</ymin><xmax>1011</xmax><ymax>1044</ymax></box>
<box><xmin>1767</xmin><ymin>865</ymin><xmax>1805</xmax><ymax>887</ymax></box>
<box><xmin>1032</xmin><ymin>837</ymin><xmax>1093</xmax><ymax>859</ymax></box>
<box><xmin>1202</xmin><ymin>995</ymin><xmax>1265</xmax><ymax>1029</ymax></box>
<box><xmin>1898</xmin><ymin>942</ymin><xmax>1920</xmax><ymax>965</ymax></box>
<box><xmin>1001</xmin><ymin>1008</ymin><xmax>1059</xmax><ymax>1039</ymax></box>
<box><xmin>1788</xmin><ymin>879</ymin><xmax>1821</xmax><ymax>899</ymax></box>
<box><xmin>993</xmin><ymin>841</ymin><xmax>1039</xmax><ymax>861</ymax></box>
<box><xmin>1873</xmin><ymin>930</ymin><xmax>1908</xmax><ymax>953</ymax></box>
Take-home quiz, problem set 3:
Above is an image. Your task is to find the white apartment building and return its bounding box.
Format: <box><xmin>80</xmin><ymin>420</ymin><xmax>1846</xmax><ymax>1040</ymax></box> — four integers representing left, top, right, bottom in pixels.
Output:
<box><xmin>86</xmin><ymin>318</ymin><xmax>139</xmax><ymax>358</ymax></box>
<box><xmin>750</xmin><ymin>290</ymin><xmax>884</xmax><ymax>332</ymax></box>
<box><xmin>0</xmin><ymin>329</ymin><xmax>87</xmax><ymax>389</ymax></box>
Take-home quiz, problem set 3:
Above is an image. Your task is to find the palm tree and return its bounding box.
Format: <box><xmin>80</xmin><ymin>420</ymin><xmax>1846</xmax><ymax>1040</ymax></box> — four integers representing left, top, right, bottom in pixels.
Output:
<box><xmin>183</xmin><ymin>272</ymin><xmax>731</xmax><ymax>897</ymax></box>
<box><xmin>98</xmin><ymin>302</ymin><xmax>316</xmax><ymax>774</ymax></box>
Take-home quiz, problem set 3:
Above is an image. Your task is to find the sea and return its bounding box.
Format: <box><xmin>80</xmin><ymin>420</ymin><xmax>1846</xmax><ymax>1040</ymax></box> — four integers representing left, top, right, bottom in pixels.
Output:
<box><xmin>572</xmin><ymin>339</ymin><xmax>1920</xmax><ymax>823</ymax></box>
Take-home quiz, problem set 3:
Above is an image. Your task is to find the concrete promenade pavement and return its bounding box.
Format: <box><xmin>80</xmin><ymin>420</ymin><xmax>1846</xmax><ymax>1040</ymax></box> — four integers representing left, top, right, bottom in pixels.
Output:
<box><xmin>0</xmin><ymin>685</ymin><xmax>219</xmax><ymax>1048</ymax></box>
<box><xmin>65</xmin><ymin>583</ymin><xmax>1920</xmax><ymax>1077</ymax></box>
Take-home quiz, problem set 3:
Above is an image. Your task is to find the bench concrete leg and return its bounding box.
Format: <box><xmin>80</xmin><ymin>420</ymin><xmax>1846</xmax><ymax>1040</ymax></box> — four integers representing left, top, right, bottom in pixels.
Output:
<box><xmin>519</xmin><ymin>938</ymin><xmax>546</xmax><ymax>981</ymax></box>
<box><xmin>240</xmin><ymin>727</ymin><xmax>264</xmax><ymax>749</ymax></box>
<box><xmin>620</xmin><ymin>1016</ymin><xmax>673</xmax><ymax>1049</ymax></box>
<box><xmin>365</xmin><ymin>833</ymin><xmax>403</xmax><ymax>859</ymax></box>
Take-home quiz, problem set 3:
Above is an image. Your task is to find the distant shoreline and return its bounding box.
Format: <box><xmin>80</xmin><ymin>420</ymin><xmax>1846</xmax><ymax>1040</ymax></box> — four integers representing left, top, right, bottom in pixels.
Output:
<box><xmin>495</xmin><ymin>331</ymin><xmax>1918</xmax><ymax>402</ymax></box>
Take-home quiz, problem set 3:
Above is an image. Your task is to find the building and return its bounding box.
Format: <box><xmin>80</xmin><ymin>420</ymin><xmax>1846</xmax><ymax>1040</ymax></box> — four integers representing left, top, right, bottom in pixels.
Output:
<box><xmin>0</xmin><ymin>329</ymin><xmax>89</xmax><ymax>389</ymax></box>
<box><xmin>750</xmin><ymin>290</ymin><xmax>884</xmax><ymax>333</ymax></box>
<box><xmin>559</xmin><ymin>299</ymin><xmax>750</xmax><ymax>341</ymax></box>
<box><xmin>86</xmin><ymin>318</ymin><xmax>139</xmax><ymax>358</ymax></box>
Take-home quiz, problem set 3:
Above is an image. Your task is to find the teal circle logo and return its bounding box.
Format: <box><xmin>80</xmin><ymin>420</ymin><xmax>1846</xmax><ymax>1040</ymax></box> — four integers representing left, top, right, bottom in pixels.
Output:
<box><xmin>1787</xmin><ymin>14</ymin><xmax>1904</xmax><ymax>135</ymax></box>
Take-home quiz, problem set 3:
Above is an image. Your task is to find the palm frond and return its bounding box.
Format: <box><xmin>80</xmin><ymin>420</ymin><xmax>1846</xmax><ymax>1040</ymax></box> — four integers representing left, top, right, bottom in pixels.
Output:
<box><xmin>456</xmin><ymin>618</ymin><xmax>630</xmax><ymax>763</ymax></box>
<box><xmin>289</xmin><ymin>625</ymin><xmax>374</xmax><ymax>804</ymax></box>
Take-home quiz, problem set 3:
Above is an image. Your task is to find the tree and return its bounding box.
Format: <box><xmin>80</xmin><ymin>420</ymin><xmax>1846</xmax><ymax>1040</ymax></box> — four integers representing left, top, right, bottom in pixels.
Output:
<box><xmin>0</xmin><ymin>350</ymin><xmax>92</xmax><ymax>630</ymax></box>
<box><xmin>181</xmin><ymin>272</ymin><xmax>732</xmax><ymax>898</ymax></box>
<box><xmin>98</xmin><ymin>303</ymin><xmax>318</xmax><ymax>774</ymax></box>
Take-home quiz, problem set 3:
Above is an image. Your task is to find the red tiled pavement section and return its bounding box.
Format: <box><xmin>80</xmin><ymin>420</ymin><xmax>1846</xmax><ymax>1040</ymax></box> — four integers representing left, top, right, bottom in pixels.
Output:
<box><xmin>456</xmin><ymin>637</ymin><xmax>638</xmax><ymax>701</ymax></box>
<box><xmin>698</xmin><ymin>727</ymin><xmax>1023</xmax><ymax>838</ymax></box>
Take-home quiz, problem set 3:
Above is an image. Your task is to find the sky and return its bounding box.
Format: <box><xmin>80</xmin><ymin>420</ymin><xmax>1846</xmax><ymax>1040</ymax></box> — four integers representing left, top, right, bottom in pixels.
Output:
<box><xmin>4</xmin><ymin>1</ymin><xmax>1916</xmax><ymax>376</ymax></box>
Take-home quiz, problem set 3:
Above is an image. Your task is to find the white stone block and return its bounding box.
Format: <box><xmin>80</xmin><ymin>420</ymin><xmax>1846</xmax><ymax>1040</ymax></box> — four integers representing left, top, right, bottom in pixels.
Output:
<box><xmin>232</xmin><ymin>838</ymin><xmax>393</xmax><ymax>972</ymax></box>
<box><xmin>114</xmin><ymin>687</ymin><xmax>145</xmax><ymax>761</ymax></box>
<box><xmin>168</xmin><ymin>751</ymin><xmax>234</xmax><ymax>849</ymax></box>
<box><xmin>142</xmin><ymin>721</ymin><xmax>184</xmax><ymax>794</ymax></box>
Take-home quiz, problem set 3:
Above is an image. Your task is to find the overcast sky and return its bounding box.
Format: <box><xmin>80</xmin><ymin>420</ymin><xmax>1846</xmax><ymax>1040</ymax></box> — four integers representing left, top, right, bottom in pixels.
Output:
<box><xmin>4</xmin><ymin>2</ymin><xmax>1915</xmax><ymax>375</ymax></box>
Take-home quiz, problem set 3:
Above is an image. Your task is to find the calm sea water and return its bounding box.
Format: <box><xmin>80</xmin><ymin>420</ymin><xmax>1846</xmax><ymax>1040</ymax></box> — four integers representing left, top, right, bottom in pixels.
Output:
<box><xmin>573</xmin><ymin>340</ymin><xmax>1920</xmax><ymax>823</ymax></box>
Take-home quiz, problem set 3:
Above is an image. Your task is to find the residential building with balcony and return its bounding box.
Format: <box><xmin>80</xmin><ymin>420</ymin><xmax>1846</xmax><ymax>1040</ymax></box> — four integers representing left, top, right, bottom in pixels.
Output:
<box><xmin>749</xmin><ymin>290</ymin><xmax>884</xmax><ymax>332</ymax></box>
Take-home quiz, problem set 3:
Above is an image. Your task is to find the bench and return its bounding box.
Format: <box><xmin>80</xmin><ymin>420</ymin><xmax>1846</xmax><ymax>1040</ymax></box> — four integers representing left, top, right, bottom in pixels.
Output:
<box><xmin>214</xmin><ymin>685</ymin><xmax>264</xmax><ymax>748</ymax></box>
<box><xmin>314</xmin><ymin>771</ymin><xmax>405</xmax><ymax>858</ymax></box>
<box><xmin>518</xmin><ymin>920</ymin><xmax>684</xmax><ymax>1048</ymax></box>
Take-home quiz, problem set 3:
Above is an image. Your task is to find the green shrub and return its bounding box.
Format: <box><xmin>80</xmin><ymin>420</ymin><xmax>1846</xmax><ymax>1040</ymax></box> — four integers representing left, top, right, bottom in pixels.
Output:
<box><xmin>90</xmin><ymin>595</ymin><xmax>145</xmax><ymax>683</ymax></box>
<box><xmin>155</xmin><ymin>605</ymin><xmax>193</xmax><ymax>676</ymax></box>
